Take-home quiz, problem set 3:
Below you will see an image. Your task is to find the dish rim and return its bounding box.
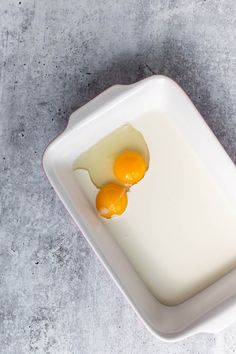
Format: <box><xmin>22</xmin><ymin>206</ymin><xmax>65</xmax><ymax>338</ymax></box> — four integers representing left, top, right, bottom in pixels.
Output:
<box><xmin>43</xmin><ymin>75</ymin><xmax>236</xmax><ymax>341</ymax></box>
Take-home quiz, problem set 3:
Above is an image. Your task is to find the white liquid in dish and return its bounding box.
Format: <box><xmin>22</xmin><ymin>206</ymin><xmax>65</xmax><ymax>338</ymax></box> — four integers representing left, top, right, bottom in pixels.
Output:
<box><xmin>75</xmin><ymin>112</ymin><xmax>236</xmax><ymax>305</ymax></box>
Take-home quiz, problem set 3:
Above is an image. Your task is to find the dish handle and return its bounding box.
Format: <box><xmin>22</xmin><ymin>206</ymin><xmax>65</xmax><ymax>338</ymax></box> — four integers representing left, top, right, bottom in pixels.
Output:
<box><xmin>66</xmin><ymin>83</ymin><xmax>134</xmax><ymax>131</ymax></box>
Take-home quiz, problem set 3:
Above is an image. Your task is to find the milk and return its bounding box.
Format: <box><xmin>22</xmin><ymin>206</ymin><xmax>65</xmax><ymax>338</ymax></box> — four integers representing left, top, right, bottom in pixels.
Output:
<box><xmin>75</xmin><ymin>112</ymin><xmax>236</xmax><ymax>305</ymax></box>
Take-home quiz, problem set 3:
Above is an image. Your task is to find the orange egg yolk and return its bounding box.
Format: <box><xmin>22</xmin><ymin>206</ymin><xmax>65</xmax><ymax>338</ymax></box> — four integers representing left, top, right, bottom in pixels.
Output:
<box><xmin>96</xmin><ymin>183</ymin><xmax>128</xmax><ymax>219</ymax></box>
<box><xmin>113</xmin><ymin>150</ymin><xmax>147</xmax><ymax>185</ymax></box>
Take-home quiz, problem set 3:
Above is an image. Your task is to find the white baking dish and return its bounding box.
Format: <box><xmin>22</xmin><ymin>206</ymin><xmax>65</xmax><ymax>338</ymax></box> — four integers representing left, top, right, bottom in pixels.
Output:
<box><xmin>43</xmin><ymin>76</ymin><xmax>236</xmax><ymax>341</ymax></box>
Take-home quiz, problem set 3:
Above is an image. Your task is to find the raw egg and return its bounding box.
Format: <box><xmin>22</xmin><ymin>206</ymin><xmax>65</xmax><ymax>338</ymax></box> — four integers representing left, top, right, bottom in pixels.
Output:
<box><xmin>73</xmin><ymin>124</ymin><xmax>149</xmax><ymax>218</ymax></box>
<box><xmin>96</xmin><ymin>183</ymin><xmax>128</xmax><ymax>219</ymax></box>
<box><xmin>114</xmin><ymin>150</ymin><xmax>147</xmax><ymax>186</ymax></box>
<box><xmin>73</xmin><ymin>124</ymin><xmax>149</xmax><ymax>188</ymax></box>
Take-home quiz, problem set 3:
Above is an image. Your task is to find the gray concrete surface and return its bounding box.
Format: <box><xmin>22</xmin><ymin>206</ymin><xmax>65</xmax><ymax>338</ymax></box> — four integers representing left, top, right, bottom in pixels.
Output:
<box><xmin>1</xmin><ymin>0</ymin><xmax>236</xmax><ymax>353</ymax></box>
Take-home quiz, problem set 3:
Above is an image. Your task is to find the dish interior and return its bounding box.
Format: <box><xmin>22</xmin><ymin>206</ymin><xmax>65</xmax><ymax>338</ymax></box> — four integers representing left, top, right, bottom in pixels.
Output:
<box><xmin>75</xmin><ymin>111</ymin><xmax>236</xmax><ymax>306</ymax></box>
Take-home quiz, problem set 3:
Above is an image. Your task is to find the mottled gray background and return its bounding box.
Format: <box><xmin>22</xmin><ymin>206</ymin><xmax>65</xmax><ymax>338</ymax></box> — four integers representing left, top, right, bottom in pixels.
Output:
<box><xmin>1</xmin><ymin>0</ymin><xmax>236</xmax><ymax>353</ymax></box>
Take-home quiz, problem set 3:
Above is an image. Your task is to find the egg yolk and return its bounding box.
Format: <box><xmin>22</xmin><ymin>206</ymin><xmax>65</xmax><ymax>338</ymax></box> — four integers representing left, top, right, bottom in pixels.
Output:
<box><xmin>96</xmin><ymin>183</ymin><xmax>128</xmax><ymax>219</ymax></box>
<box><xmin>113</xmin><ymin>150</ymin><xmax>147</xmax><ymax>185</ymax></box>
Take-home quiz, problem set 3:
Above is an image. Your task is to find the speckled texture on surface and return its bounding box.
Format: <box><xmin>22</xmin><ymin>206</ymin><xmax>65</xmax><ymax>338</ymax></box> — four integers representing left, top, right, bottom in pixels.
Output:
<box><xmin>1</xmin><ymin>0</ymin><xmax>236</xmax><ymax>353</ymax></box>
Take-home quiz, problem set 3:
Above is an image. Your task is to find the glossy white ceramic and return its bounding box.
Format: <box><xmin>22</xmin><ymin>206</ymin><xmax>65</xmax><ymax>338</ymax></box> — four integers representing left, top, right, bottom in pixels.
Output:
<box><xmin>43</xmin><ymin>76</ymin><xmax>236</xmax><ymax>341</ymax></box>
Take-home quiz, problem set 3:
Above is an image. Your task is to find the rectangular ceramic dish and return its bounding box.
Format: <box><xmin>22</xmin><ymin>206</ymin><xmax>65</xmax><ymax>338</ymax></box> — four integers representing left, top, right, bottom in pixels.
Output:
<box><xmin>43</xmin><ymin>76</ymin><xmax>236</xmax><ymax>341</ymax></box>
